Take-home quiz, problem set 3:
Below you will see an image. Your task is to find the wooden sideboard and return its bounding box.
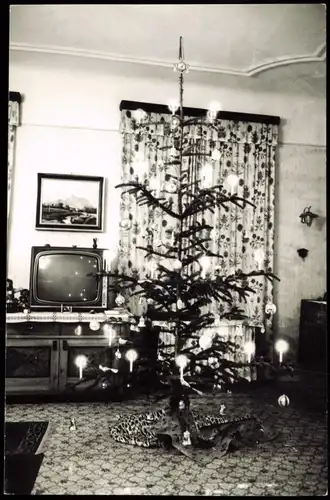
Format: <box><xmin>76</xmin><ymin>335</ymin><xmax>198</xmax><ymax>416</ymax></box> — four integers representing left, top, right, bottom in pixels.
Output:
<box><xmin>298</xmin><ymin>300</ymin><xmax>327</xmax><ymax>372</ymax></box>
<box><xmin>5</xmin><ymin>310</ymin><xmax>159</xmax><ymax>399</ymax></box>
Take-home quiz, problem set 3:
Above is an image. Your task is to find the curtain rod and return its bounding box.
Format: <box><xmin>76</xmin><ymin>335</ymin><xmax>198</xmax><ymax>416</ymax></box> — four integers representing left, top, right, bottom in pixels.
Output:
<box><xmin>120</xmin><ymin>100</ymin><xmax>280</xmax><ymax>126</ymax></box>
<box><xmin>9</xmin><ymin>91</ymin><xmax>22</xmax><ymax>103</ymax></box>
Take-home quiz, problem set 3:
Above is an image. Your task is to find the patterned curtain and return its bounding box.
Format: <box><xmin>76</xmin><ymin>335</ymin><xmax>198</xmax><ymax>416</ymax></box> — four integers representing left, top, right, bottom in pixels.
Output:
<box><xmin>8</xmin><ymin>93</ymin><xmax>21</xmax><ymax>220</ymax></box>
<box><xmin>118</xmin><ymin>109</ymin><xmax>278</xmax><ymax>336</ymax></box>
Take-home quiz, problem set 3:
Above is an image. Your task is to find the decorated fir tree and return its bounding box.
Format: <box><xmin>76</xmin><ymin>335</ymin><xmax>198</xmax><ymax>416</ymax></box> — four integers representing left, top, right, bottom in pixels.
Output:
<box><xmin>70</xmin><ymin>38</ymin><xmax>287</xmax><ymax>408</ymax></box>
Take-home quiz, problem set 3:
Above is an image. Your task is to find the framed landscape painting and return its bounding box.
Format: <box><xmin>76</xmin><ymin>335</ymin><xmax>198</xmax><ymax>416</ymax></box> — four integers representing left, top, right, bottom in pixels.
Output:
<box><xmin>36</xmin><ymin>173</ymin><xmax>104</xmax><ymax>232</ymax></box>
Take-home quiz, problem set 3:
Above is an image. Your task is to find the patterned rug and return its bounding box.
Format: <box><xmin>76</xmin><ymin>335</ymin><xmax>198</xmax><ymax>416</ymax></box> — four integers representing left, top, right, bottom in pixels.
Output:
<box><xmin>5</xmin><ymin>421</ymin><xmax>50</xmax><ymax>495</ymax></box>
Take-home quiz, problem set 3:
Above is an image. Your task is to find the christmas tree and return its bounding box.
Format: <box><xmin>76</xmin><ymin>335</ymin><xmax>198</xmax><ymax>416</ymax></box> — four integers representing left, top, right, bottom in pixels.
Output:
<box><xmin>69</xmin><ymin>38</ymin><xmax>284</xmax><ymax>408</ymax></box>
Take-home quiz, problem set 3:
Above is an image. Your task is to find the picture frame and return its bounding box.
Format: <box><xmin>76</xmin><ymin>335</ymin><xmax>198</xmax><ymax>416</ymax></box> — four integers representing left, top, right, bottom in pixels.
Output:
<box><xmin>35</xmin><ymin>173</ymin><xmax>104</xmax><ymax>232</ymax></box>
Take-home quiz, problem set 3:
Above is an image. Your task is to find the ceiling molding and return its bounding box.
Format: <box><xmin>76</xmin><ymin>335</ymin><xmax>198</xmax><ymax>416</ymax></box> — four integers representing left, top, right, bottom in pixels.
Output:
<box><xmin>10</xmin><ymin>42</ymin><xmax>326</xmax><ymax>77</ymax></box>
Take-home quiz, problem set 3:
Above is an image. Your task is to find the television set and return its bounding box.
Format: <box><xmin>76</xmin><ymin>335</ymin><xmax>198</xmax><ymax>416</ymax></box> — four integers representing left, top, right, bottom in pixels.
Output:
<box><xmin>29</xmin><ymin>246</ymin><xmax>108</xmax><ymax>311</ymax></box>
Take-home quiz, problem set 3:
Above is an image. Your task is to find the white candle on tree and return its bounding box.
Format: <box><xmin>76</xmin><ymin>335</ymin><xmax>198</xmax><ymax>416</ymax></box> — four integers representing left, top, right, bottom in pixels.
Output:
<box><xmin>125</xmin><ymin>349</ymin><xmax>138</xmax><ymax>372</ymax></box>
<box><xmin>244</xmin><ymin>341</ymin><xmax>256</xmax><ymax>363</ymax></box>
<box><xmin>175</xmin><ymin>354</ymin><xmax>189</xmax><ymax>381</ymax></box>
<box><xmin>103</xmin><ymin>324</ymin><xmax>116</xmax><ymax>346</ymax></box>
<box><xmin>75</xmin><ymin>355</ymin><xmax>87</xmax><ymax>380</ymax></box>
<box><xmin>275</xmin><ymin>339</ymin><xmax>289</xmax><ymax>364</ymax></box>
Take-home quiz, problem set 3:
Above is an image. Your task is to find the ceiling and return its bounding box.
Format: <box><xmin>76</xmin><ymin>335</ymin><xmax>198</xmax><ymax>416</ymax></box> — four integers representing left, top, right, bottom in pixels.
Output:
<box><xmin>9</xmin><ymin>4</ymin><xmax>326</xmax><ymax>98</ymax></box>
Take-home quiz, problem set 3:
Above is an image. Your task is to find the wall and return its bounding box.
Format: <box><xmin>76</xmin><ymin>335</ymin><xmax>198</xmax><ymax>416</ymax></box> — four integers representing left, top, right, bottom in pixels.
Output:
<box><xmin>8</xmin><ymin>55</ymin><xmax>326</xmax><ymax>347</ymax></box>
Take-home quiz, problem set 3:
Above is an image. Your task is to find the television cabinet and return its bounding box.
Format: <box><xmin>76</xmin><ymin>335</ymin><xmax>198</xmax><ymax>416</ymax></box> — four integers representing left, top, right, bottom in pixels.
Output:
<box><xmin>5</xmin><ymin>309</ymin><xmax>158</xmax><ymax>399</ymax></box>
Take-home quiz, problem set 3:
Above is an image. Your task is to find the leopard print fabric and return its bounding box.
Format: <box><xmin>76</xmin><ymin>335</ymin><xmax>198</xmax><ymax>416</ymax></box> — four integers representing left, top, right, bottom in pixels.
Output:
<box><xmin>109</xmin><ymin>408</ymin><xmax>258</xmax><ymax>448</ymax></box>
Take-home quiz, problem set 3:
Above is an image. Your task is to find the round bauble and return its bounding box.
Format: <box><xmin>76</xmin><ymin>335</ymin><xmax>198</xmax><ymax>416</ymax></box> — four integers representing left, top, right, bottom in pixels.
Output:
<box><xmin>265</xmin><ymin>303</ymin><xmax>277</xmax><ymax>315</ymax></box>
<box><xmin>89</xmin><ymin>320</ymin><xmax>100</xmax><ymax>331</ymax></box>
<box><xmin>199</xmin><ymin>335</ymin><xmax>213</xmax><ymax>350</ymax></box>
<box><xmin>120</xmin><ymin>218</ymin><xmax>132</xmax><ymax>231</ymax></box>
<box><xmin>278</xmin><ymin>394</ymin><xmax>290</xmax><ymax>407</ymax></box>
<box><xmin>172</xmin><ymin>259</ymin><xmax>182</xmax><ymax>270</ymax></box>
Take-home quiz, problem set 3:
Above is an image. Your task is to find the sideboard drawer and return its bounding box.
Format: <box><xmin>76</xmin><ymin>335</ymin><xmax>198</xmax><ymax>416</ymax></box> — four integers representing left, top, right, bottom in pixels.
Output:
<box><xmin>6</xmin><ymin>322</ymin><xmax>60</xmax><ymax>337</ymax></box>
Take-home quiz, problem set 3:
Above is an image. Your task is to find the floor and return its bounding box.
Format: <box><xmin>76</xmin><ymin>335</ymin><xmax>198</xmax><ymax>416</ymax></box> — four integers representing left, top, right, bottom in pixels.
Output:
<box><xmin>5</xmin><ymin>379</ymin><xmax>328</xmax><ymax>496</ymax></box>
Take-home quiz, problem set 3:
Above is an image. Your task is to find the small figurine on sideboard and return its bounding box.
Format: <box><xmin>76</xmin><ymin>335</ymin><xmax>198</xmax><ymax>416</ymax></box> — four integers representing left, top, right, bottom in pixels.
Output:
<box><xmin>17</xmin><ymin>289</ymin><xmax>30</xmax><ymax>312</ymax></box>
<box><xmin>6</xmin><ymin>279</ymin><xmax>30</xmax><ymax>313</ymax></box>
<box><xmin>6</xmin><ymin>279</ymin><xmax>18</xmax><ymax>313</ymax></box>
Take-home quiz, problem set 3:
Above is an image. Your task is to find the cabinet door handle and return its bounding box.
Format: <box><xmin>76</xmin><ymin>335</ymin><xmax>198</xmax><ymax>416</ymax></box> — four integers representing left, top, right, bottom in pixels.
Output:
<box><xmin>27</xmin><ymin>325</ymin><xmax>34</xmax><ymax>330</ymax></box>
<box><xmin>52</xmin><ymin>340</ymin><xmax>58</xmax><ymax>351</ymax></box>
<box><xmin>63</xmin><ymin>340</ymin><xmax>69</xmax><ymax>351</ymax></box>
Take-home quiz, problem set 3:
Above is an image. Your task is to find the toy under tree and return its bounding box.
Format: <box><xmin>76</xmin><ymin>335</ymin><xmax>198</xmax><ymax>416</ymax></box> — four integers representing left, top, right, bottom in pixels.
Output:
<box><xmin>69</xmin><ymin>38</ymin><xmax>291</xmax><ymax>456</ymax></box>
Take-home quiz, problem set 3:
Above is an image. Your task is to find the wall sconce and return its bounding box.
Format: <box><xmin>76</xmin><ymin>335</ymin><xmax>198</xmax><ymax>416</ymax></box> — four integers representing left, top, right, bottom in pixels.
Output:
<box><xmin>297</xmin><ymin>248</ymin><xmax>309</xmax><ymax>260</ymax></box>
<box><xmin>299</xmin><ymin>206</ymin><xmax>318</xmax><ymax>227</ymax></box>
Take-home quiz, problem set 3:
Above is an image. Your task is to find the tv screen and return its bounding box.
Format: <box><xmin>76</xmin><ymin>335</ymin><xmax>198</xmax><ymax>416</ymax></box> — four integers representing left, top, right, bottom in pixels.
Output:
<box><xmin>37</xmin><ymin>253</ymin><xmax>99</xmax><ymax>303</ymax></box>
<box><xmin>30</xmin><ymin>247</ymin><xmax>107</xmax><ymax>310</ymax></box>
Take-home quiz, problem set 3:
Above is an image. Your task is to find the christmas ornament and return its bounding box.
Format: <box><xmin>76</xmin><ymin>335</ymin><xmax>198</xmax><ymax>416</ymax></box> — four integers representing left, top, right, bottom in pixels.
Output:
<box><xmin>265</xmin><ymin>302</ymin><xmax>277</xmax><ymax>315</ymax></box>
<box><xmin>199</xmin><ymin>334</ymin><xmax>213</xmax><ymax>350</ymax></box>
<box><xmin>169</xmin><ymin>146</ymin><xmax>177</xmax><ymax>157</ymax></box>
<box><xmin>120</xmin><ymin>218</ymin><xmax>132</xmax><ymax>231</ymax></box>
<box><xmin>99</xmin><ymin>365</ymin><xmax>118</xmax><ymax>373</ymax></box>
<box><xmin>138</xmin><ymin>316</ymin><xmax>146</xmax><ymax>328</ymax></box>
<box><xmin>172</xmin><ymin>259</ymin><xmax>182</xmax><ymax>270</ymax></box>
<box><xmin>182</xmin><ymin>430</ymin><xmax>191</xmax><ymax>446</ymax></box>
<box><xmin>278</xmin><ymin>394</ymin><xmax>290</xmax><ymax>407</ymax></box>
<box><xmin>115</xmin><ymin>293</ymin><xmax>126</xmax><ymax>307</ymax></box>
<box><xmin>125</xmin><ymin>349</ymin><xmax>138</xmax><ymax>372</ymax></box>
<box><xmin>118</xmin><ymin>338</ymin><xmax>128</xmax><ymax>345</ymax></box>
<box><xmin>74</xmin><ymin>325</ymin><xmax>82</xmax><ymax>336</ymax></box>
<box><xmin>219</xmin><ymin>404</ymin><xmax>226</xmax><ymax>415</ymax></box>
<box><xmin>89</xmin><ymin>320</ymin><xmax>100</xmax><ymax>331</ymax></box>
<box><xmin>178</xmin><ymin>400</ymin><xmax>185</xmax><ymax>410</ymax></box>
<box><xmin>211</xmin><ymin>148</ymin><xmax>221</xmax><ymax>161</ymax></box>
<box><xmin>101</xmin><ymin>381</ymin><xmax>108</xmax><ymax>389</ymax></box>
<box><xmin>176</xmin><ymin>298</ymin><xmax>184</xmax><ymax>309</ymax></box>
<box><xmin>174</xmin><ymin>59</ymin><xmax>190</xmax><ymax>73</ymax></box>
<box><xmin>166</xmin><ymin>179</ymin><xmax>177</xmax><ymax>192</ymax></box>
<box><xmin>208</xmin><ymin>356</ymin><xmax>217</xmax><ymax>367</ymax></box>
<box><xmin>69</xmin><ymin>417</ymin><xmax>77</xmax><ymax>431</ymax></box>
<box><xmin>115</xmin><ymin>348</ymin><xmax>122</xmax><ymax>359</ymax></box>
<box><xmin>171</xmin><ymin>116</ymin><xmax>180</xmax><ymax>129</ymax></box>
<box><xmin>133</xmin><ymin>108</ymin><xmax>147</xmax><ymax>123</ymax></box>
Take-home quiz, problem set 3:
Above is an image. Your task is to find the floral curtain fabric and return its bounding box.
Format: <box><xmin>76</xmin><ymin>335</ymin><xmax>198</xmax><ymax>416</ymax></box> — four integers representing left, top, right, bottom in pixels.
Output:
<box><xmin>118</xmin><ymin>109</ymin><xmax>278</xmax><ymax>335</ymax></box>
<box><xmin>8</xmin><ymin>97</ymin><xmax>20</xmax><ymax>219</ymax></box>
